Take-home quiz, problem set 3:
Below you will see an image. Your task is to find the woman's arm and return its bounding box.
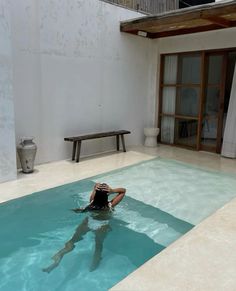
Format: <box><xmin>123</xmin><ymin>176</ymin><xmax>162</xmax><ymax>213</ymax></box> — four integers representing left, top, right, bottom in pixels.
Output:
<box><xmin>91</xmin><ymin>183</ymin><xmax>126</xmax><ymax>207</ymax></box>
<box><xmin>72</xmin><ymin>183</ymin><xmax>99</xmax><ymax>213</ymax></box>
<box><xmin>90</xmin><ymin>183</ymin><xmax>100</xmax><ymax>202</ymax></box>
<box><xmin>108</xmin><ymin>187</ymin><xmax>126</xmax><ymax>207</ymax></box>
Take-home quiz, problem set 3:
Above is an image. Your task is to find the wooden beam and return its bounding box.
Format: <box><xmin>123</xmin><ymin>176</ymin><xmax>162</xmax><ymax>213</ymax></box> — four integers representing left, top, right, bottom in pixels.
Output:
<box><xmin>202</xmin><ymin>16</ymin><xmax>232</xmax><ymax>27</ymax></box>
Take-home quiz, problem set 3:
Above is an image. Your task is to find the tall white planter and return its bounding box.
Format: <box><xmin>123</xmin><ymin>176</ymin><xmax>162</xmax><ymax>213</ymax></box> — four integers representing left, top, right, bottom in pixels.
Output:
<box><xmin>17</xmin><ymin>137</ymin><xmax>37</xmax><ymax>173</ymax></box>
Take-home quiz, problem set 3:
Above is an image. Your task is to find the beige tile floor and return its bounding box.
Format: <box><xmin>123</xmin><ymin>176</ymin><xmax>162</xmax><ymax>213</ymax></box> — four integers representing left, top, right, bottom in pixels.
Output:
<box><xmin>1</xmin><ymin>145</ymin><xmax>236</xmax><ymax>291</ymax></box>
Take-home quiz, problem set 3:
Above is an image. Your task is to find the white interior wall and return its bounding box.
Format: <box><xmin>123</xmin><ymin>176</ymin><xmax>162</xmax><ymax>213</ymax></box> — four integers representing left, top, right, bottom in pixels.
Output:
<box><xmin>154</xmin><ymin>27</ymin><xmax>236</xmax><ymax>123</ymax></box>
<box><xmin>0</xmin><ymin>0</ymin><xmax>16</xmax><ymax>183</ymax></box>
<box><xmin>11</xmin><ymin>0</ymin><xmax>156</xmax><ymax>165</ymax></box>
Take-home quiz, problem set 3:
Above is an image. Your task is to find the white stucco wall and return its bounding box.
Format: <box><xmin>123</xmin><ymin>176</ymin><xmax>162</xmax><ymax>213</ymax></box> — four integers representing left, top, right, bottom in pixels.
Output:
<box><xmin>157</xmin><ymin>27</ymin><xmax>236</xmax><ymax>54</ymax></box>
<box><xmin>11</xmin><ymin>0</ymin><xmax>156</xmax><ymax>165</ymax></box>
<box><xmin>0</xmin><ymin>0</ymin><xmax>16</xmax><ymax>182</ymax></box>
<box><xmin>4</xmin><ymin>0</ymin><xmax>234</xmax><ymax>178</ymax></box>
<box><xmin>154</xmin><ymin>27</ymin><xmax>236</xmax><ymax>123</ymax></box>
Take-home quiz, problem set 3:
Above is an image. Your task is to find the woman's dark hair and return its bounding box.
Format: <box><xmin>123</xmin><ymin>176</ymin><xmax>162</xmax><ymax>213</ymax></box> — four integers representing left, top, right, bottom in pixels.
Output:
<box><xmin>92</xmin><ymin>189</ymin><xmax>109</xmax><ymax>207</ymax></box>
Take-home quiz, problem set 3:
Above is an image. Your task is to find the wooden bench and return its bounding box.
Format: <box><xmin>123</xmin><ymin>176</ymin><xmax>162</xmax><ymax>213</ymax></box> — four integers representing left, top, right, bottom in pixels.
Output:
<box><xmin>64</xmin><ymin>130</ymin><xmax>131</xmax><ymax>163</ymax></box>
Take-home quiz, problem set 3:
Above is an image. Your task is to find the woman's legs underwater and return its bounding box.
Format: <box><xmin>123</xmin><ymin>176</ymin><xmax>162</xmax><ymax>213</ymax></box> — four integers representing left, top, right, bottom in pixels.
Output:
<box><xmin>90</xmin><ymin>224</ymin><xmax>111</xmax><ymax>272</ymax></box>
<box><xmin>42</xmin><ymin>216</ymin><xmax>90</xmax><ymax>273</ymax></box>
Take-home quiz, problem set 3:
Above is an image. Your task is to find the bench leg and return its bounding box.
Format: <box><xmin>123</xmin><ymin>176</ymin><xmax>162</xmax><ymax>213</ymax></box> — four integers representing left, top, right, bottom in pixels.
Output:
<box><xmin>72</xmin><ymin>141</ymin><xmax>77</xmax><ymax>161</ymax></box>
<box><xmin>116</xmin><ymin>135</ymin><xmax>120</xmax><ymax>151</ymax></box>
<box><xmin>76</xmin><ymin>141</ymin><xmax>82</xmax><ymax>163</ymax></box>
<box><xmin>121</xmin><ymin>134</ymin><xmax>126</xmax><ymax>152</ymax></box>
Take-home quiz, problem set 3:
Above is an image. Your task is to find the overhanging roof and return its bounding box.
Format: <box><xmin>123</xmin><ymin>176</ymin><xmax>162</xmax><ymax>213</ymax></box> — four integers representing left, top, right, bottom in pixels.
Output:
<box><xmin>120</xmin><ymin>0</ymin><xmax>236</xmax><ymax>39</ymax></box>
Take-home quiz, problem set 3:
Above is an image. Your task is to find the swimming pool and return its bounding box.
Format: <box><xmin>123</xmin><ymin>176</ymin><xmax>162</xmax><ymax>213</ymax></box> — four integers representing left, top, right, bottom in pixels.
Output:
<box><xmin>1</xmin><ymin>158</ymin><xmax>236</xmax><ymax>291</ymax></box>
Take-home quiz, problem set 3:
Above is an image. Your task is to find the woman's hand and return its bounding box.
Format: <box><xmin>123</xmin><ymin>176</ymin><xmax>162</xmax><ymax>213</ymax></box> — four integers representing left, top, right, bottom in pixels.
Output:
<box><xmin>95</xmin><ymin>183</ymin><xmax>112</xmax><ymax>193</ymax></box>
<box><xmin>104</xmin><ymin>184</ymin><xmax>112</xmax><ymax>193</ymax></box>
<box><xmin>94</xmin><ymin>183</ymin><xmax>100</xmax><ymax>191</ymax></box>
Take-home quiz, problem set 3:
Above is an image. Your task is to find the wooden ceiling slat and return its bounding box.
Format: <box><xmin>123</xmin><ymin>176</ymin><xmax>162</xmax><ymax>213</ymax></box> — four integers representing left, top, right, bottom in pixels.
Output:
<box><xmin>146</xmin><ymin>19</ymin><xmax>209</xmax><ymax>33</ymax></box>
<box><xmin>148</xmin><ymin>24</ymin><xmax>221</xmax><ymax>39</ymax></box>
<box><xmin>121</xmin><ymin>11</ymin><xmax>202</xmax><ymax>32</ymax></box>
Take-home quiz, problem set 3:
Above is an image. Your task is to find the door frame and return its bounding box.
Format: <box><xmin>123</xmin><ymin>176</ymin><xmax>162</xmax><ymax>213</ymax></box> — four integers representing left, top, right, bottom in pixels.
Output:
<box><xmin>158</xmin><ymin>47</ymin><xmax>236</xmax><ymax>153</ymax></box>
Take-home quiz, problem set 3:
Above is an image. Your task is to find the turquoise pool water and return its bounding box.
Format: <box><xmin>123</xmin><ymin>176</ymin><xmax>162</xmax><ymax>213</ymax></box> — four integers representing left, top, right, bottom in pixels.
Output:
<box><xmin>1</xmin><ymin>158</ymin><xmax>236</xmax><ymax>291</ymax></box>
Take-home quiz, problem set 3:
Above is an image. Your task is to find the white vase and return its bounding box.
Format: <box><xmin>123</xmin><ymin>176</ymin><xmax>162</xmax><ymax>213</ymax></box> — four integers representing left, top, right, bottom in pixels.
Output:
<box><xmin>17</xmin><ymin>137</ymin><xmax>37</xmax><ymax>173</ymax></box>
<box><xmin>144</xmin><ymin>128</ymin><xmax>160</xmax><ymax>147</ymax></box>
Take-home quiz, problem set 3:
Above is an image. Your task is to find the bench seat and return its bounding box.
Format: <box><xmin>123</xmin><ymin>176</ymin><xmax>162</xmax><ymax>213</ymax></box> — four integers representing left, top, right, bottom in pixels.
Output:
<box><xmin>64</xmin><ymin>130</ymin><xmax>131</xmax><ymax>163</ymax></box>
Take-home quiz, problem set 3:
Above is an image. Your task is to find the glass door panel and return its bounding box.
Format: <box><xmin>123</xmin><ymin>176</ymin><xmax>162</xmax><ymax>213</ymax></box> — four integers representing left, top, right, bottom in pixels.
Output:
<box><xmin>201</xmin><ymin>54</ymin><xmax>224</xmax><ymax>150</ymax></box>
<box><xmin>176</xmin><ymin>87</ymin><xmax>200</xmax><ymax>117</ymax></box>
<box><xmin>160</xmin><ymin>55</ymin><xmax>177</xmax><ymax>144</ymax></box>
<box><xmin>201</xmin><ymin>87</ymin><xmax>220</xmax><ymax>147</ymax></box>
<box><xmin>160</xmin><ymin>53</ymin><xmax>201</xmax><ymax>148</ymax></box>
<box><xmin>174</xmin><ymin>118</ymin><xmax>198</xmax><ymax>148</ymax></box>
<box><xmin>178</xmin><ymin>54</ymin><xmax>201</xmax><ymax>84</ymax></box>
<box><xmin>207</xmin><ymin>55</ymin><xmax>223</xmax><ymax>84</ymax></box>
<box><xmin>163</xmin><ymin>55</ymin><xmax>178</xmax><ymax>84</ymax></box>
<box><xmin>175</xmin><ymin>53</ymin><xmax>201</xmax><ymax>148</ymax></box>
<box><xmin>162</xmin><ymin>87</ymin><xmax>176</xmax><ymax>114</ymax></box>
<box><xmin>161</xmin><ymin>116</ymin><xmax>175</xmax><ymax>144</ymax></box>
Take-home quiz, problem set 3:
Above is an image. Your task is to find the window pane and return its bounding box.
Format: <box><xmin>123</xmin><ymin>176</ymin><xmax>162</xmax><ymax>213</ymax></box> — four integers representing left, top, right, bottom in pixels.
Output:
<box><xmin>163</xmin><ymin>55</ymin><xmax>177</xmax><ymax>84</ymax></box>
<box><xmin>204</xmin><ymin>87</ymin><xmax>220</xmax><ymax>115</ymax></box>
<box><xmin>201</xmin><ymin>86</ymin><xmax>220</xmax><ymax>147</ymax></box>
<box><xmin>178</xmin><ymin>54</ymin><xmax>201</xmax><ymax>84</ymax></box>
<box><xmin>207</xmin><ymin>55</ymin><xmax>223</xmax><ymax>84</ymax></box>
<box><xmin>162</xmin><ymin>87</ymin><xmax>176</xmax><ymax>114</ymax></box>
<box><xmin>201</xmin><ymin>116</ymin><xmax>217</xmax><ymax>147</ymax></box>
<box><xmin>176</xmin><ymin>87</ymin><xmax>200</xmax><ymax>117</ymax></box>
<box><xmin>175</xmin><ymin>119</ymin><xmax>198</xmax><ymax>148</ymax></box>
<box><xmin>161</xmin><ymin>116</ymin><xmax>175</xmax><ymax>144</ymax></box>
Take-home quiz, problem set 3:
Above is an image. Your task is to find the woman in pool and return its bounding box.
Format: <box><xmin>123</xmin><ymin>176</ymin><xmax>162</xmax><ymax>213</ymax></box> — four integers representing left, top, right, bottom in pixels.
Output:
<box><xmin>42</xmin><ymin>183</ymin><xmax>126</xmax><ymax>273</ymax></box>
<box><xmin>73</xmin><ymin>183</ymin><xmax>126</xmax><ymax>212</ymax></box>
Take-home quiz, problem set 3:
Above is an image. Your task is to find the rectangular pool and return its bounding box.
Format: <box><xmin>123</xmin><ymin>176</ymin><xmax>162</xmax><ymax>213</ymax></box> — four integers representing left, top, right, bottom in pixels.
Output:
<box><xmin>1</xmin><ymin>158</ymin><xmax>236</xmax><ymax>291</ymax></box>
